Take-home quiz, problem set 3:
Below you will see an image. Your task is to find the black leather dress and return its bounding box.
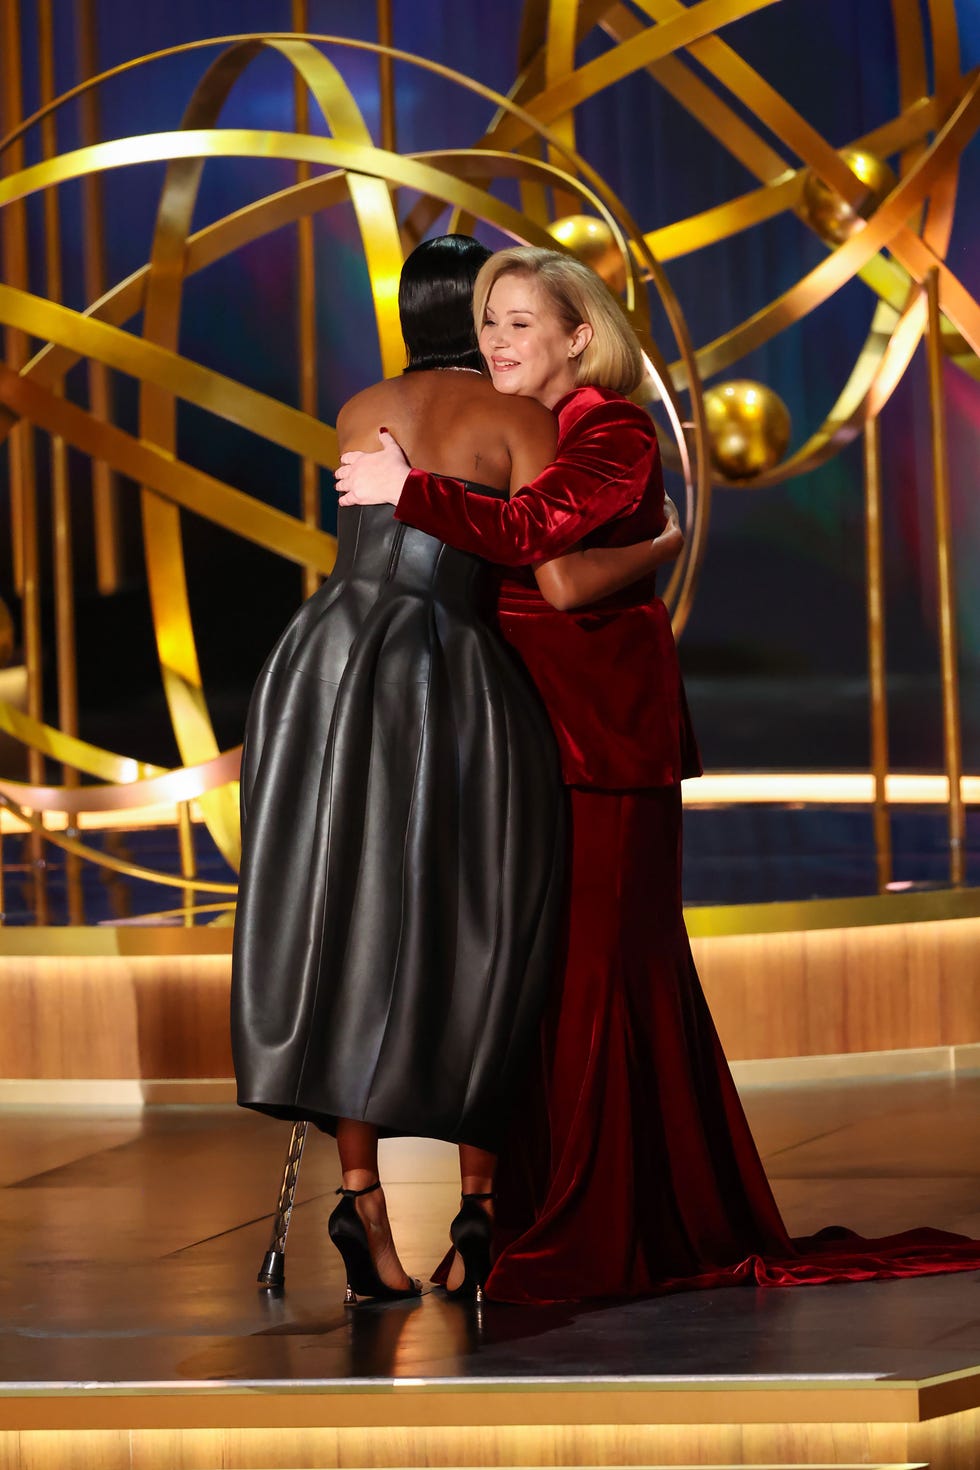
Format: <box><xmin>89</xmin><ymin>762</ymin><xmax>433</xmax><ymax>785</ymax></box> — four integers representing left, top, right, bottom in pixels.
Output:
<box><xmin>230</xmin><ymin>494</ymin><xmax>564</xmax><ymax>1151</ymax></box>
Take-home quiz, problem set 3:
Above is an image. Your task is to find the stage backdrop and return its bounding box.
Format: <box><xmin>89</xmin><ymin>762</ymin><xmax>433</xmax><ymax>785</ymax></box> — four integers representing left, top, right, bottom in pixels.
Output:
<box><xmin>0</xmin><ymin>0</ymin><xmax>978</xmax><ymax>785</ymax></box>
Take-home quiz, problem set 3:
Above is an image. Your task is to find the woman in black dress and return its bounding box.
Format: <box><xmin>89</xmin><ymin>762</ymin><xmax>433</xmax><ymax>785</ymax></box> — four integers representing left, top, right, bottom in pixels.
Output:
<box><xmin>231</xmin><ymin>237</ymin><xmax>679</xmax><ymax>1300</ymax></box>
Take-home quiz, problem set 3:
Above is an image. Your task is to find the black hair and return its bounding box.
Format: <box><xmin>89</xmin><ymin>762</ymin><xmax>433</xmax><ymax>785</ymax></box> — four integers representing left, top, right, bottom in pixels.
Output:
<box><xmin>399</xmin><ymin>234</ymin><xmax>491</xmax><ymax>373</ymax></box>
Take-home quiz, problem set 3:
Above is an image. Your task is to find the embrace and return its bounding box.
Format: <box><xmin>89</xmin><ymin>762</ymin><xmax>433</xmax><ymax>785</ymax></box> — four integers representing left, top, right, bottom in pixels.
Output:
<box><xmin>230</xmin><ymin>236</ymin><xmax>980</xmax><ymax>1306</ymax></box>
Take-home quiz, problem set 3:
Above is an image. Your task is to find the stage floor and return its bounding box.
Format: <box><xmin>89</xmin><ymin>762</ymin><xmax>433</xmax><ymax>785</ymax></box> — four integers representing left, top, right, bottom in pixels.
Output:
<box><xmin>1</xmin><ymin>1072</ymin><xmax>979</xmax><ymax>1390</ymax></box>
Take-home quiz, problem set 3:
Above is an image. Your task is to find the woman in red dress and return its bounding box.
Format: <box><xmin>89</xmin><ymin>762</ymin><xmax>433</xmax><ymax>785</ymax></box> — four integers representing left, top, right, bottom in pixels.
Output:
<box><xmin>337</xmin><ymin>246</ymin><xmax>980</xmax><ymax>1303</ymax></box>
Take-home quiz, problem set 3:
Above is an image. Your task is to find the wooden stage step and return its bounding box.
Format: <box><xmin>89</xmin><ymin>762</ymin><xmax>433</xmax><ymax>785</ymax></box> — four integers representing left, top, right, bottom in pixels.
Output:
<box><xmin>1</xmin><ymin>889</ymin><xmax>979</xmax><ymax>1089</ymax></box>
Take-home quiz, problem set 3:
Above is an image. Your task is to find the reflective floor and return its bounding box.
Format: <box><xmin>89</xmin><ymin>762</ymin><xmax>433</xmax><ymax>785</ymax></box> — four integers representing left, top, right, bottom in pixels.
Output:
<box><xmin>1</xmin><ymin>1073</ymin><xmax>978</xmax><ymax>1387</ymax></box>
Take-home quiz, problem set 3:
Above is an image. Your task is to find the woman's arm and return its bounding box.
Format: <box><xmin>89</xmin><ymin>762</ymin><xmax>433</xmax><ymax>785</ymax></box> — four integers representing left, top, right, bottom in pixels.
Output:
<box><xmin>337</xmin><ymin>397</ymin><xmax>659</xmax><ymax>567</ymax></box>
<box><xmin>534</xmin><ymin>499</ymin><xmax>683</xmax><ymax>611</ymax></box>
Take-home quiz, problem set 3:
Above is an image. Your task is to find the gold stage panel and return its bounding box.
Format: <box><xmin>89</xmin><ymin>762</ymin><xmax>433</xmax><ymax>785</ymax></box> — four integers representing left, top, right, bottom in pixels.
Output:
<box><xmin>0</xmin><ymin>1385</ymin><xmax>978</xmax><ymax>1468</ymax></box>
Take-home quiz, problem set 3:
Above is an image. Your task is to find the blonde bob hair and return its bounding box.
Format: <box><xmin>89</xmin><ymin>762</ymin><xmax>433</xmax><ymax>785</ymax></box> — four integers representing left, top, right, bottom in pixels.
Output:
<box><xmin>472</xmin><ymin>245</ymin><xmax>644</xmax><ymax>395</ymax></box>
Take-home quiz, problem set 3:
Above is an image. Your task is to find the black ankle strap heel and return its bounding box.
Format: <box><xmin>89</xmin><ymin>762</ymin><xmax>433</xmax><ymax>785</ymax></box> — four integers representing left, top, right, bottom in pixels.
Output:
<box><xmin>447</xmin><ymin>1193</ymin><xmax>495</xmax><ymax>1303</ymax></box>
<box><xmin>327</xmin><ymin>1179</ymin><xmax>421</xmax><ymax>1305</ymax></box>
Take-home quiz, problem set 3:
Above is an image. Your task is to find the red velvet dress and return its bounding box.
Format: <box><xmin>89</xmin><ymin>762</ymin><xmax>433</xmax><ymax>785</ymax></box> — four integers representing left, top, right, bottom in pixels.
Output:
<box><xmin>397</xmin><ymin>385</ymin><xmax>980</xmax><ymax>1302</ymax></box>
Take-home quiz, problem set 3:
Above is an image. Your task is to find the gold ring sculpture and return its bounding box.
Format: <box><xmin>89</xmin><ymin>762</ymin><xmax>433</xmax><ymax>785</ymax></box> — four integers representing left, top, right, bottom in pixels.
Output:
<box><xmin>0</xmin><ymin>1</ymin><xmax>977</xmax><ymax>913</ymax></box>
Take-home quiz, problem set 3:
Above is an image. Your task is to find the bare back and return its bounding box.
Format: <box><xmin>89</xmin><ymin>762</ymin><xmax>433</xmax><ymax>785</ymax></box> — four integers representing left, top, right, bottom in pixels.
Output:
<box><xmin>337</xmin><ymin>370</ymin><xmax>557</xmax><ymax>495</ymax></box>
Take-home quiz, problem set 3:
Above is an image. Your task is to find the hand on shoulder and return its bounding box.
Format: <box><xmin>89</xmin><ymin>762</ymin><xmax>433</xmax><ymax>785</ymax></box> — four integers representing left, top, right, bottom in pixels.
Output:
<box><xmin>335</xmin><ymin>429</ymin><xmax>410</xmax><ymax>507</ymax></box>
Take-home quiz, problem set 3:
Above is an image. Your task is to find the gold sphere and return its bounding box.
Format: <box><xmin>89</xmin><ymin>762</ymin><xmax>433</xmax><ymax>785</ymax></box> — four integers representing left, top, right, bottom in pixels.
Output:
<box><xmin>703</xmin><ymin>380</ymin><xmax>791</xmax><ymax>480</ymax></box>
<box><xmin>0</xmin><ymin>596</ymin><xmax>14</xmax><ymax>668</ymax></box>
<box><xmin>801</xmin><ymin>147</ymin><xmax>897</xmax><ymax>246</ymax></box>
<box><xmin>546</xmin><ymin>213</ymin><xmax>627</xmax><ymax>292</ymax></box>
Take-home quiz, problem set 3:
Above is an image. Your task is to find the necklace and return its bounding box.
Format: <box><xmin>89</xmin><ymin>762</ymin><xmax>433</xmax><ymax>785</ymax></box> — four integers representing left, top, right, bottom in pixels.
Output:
<box><xmin>442</xmin><ymin>365</ymin><xmax>484</xmax><ymax>374</ymax></box>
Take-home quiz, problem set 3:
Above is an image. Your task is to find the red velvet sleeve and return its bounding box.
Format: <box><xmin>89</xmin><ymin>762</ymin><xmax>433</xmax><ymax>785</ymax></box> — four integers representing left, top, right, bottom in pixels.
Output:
<box><xmin>394</xmin><ymin>392</ymin><xmax>659</xmax><ymax>567</ymax></box>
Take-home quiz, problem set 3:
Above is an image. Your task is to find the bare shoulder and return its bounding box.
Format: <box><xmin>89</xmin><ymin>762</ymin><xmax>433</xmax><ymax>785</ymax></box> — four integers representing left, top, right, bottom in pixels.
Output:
<box><xmin>337</xmin><ymin>379</ymin><xmax>402</xmax><ymax>448</ymax></box>
<box><xmin>473</xmin><ymin>388</ymin><xmax>556</xmax><ymax>450</ymax></box>
<box><xmin>502</xmin><ymin>393</ymin><xmax>558</xmax><ymax>461</ymax></box>
<box><xmin>499</xmin><ymin>393</ymin><xmax>556</xmax><ymax>432</ymax></box>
